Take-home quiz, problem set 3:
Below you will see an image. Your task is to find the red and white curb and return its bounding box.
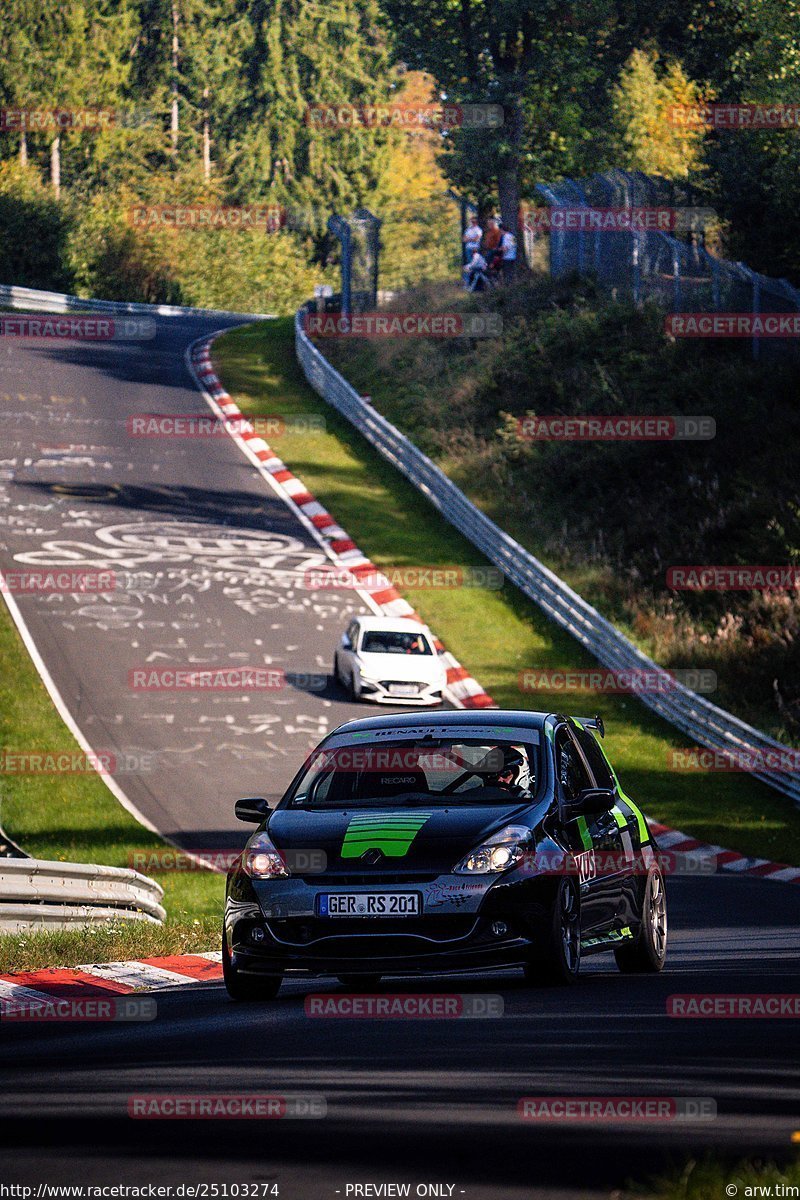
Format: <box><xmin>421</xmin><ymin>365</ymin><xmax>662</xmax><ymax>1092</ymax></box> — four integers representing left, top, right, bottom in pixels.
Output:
<box><xmin>186</xmin><ymin>336</ymin><xmax>799</xmax><ymax>888</ymax></box>
<box><xmin>187</xmin><ymin>336</ymin><xmax>493</xmax><ymax>710</ymax></box>
<box><xmin>649</xmin><ymin>821</ymin><xmax>800</xmax><ymax>885</ymax></box>
<box><xmin>0</xmin><ymin>952</ymin><xmax>222</xmax><ymax>1015</ymax></box>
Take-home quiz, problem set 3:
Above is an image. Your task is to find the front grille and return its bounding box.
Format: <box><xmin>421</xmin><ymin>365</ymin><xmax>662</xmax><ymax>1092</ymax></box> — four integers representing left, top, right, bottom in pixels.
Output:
<box><xmin>267</xmin><ymin>914</ymin><xmax>477</xmax><ymax>946</ymax></box>
<box><xmin>298</xmin><ymin>872</ymin><xmax>439</xmax><ymax>886</ymax></box>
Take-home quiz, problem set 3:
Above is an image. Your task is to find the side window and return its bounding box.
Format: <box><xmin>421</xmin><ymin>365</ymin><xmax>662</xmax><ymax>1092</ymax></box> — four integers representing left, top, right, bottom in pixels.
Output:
<box><xmin>573</xmin><ymin>726</ymin><xmax>614</xmax><ymax>790</ymax></box>
<box><xmin>555</xmin><ymin>729</ymin><xmax>592</xmax><ymax>803</ymax></box>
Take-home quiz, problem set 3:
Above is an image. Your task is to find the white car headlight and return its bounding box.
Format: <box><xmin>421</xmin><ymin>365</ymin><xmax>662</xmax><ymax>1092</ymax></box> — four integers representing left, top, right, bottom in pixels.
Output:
<box><xmin>453</xmin><ymin>824</ymin><xmax>531</xmax><ymax>875</ymax></box>
<box><xmin>243</xmin><ymin>831</ymin><xmax>290</xmax><ymax>879</ymax></box>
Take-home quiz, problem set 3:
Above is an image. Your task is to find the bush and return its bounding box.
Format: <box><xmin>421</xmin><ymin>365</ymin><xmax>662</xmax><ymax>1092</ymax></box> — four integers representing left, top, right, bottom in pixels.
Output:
<box><xmin>0</xmin><ymin>161</ymin><xmax>73</xmax><ymax>290</ymax></box>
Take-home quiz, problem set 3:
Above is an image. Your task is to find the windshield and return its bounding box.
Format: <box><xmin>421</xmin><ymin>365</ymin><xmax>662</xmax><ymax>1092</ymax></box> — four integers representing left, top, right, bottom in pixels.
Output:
<box><xmin>286</xmin><ymin>738</ymin><xmax>539</xmax><ymax>809</ymax></box>
<box><xmin>360</xmin><ymin>631</ymin><xmax>432</xmax><ymax>655</ymax></box>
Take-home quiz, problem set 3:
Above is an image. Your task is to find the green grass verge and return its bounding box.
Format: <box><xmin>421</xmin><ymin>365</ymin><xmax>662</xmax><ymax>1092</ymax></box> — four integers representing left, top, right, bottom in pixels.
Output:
<box><xmin>0</xmin><ymin>596</ymin><xmax>224</xmax><ymax>967</ymax></box>
<box><xmin>214</xmin><ymin>317</ymin><xmax>800</xmax><ymax>866</ymax></box>
<box><xmin>0</xmin><ymin>917</ymin><xmax>218</xmax><ymax>974</ymax></box>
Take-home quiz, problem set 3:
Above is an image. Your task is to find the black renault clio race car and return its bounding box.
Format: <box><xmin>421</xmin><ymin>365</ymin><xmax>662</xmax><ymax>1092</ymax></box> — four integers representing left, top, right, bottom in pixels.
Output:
<box><xmin>223</xmin><ymin>710</ymin><xmax>667</xmax><ymax>998</ymax></box>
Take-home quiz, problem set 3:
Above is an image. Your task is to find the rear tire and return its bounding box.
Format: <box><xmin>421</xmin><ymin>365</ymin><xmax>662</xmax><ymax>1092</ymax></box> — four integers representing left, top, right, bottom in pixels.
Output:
<box><xmin>524</xmin><ymin>877</ymin><xmax>581</xmax><ymax>987</ymax></box>
<box><xmin>222</xmin><ymin>931</ymin><xmax>282</xmax><ymax>1001</ymax></box>
<box><xmin>336</xmin><ymin>974</ymin><xmax>382</xmax><ymax>990</ymax></box>
<box><xmin>615</xmin><ymin>868</ymin><xmax>667</xmax><ymax>974</ymax></box>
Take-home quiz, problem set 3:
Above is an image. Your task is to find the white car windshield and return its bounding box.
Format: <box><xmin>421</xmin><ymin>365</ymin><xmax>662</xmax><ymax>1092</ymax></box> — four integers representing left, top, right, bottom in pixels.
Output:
<box><xmin>287</xmin><ymin>739</ymin><xmax>538</xmax><ymax>809</ymax></box>
<box><xmin>360</xmin><ymin>631</ymin><xmax>432</xmax><ymax>655</ymax></box>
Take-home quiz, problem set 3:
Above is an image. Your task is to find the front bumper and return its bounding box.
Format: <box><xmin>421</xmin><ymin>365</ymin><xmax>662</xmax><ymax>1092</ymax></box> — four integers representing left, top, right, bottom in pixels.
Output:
<box><xmin>357</xmin><ymin>678</ymin><xmax>445</xmax><ymax>706</ymax></box>
<box><xmin>225</xmin><ymin>870</ymin><xmax>554</xmax><ymax>978</ymax></box>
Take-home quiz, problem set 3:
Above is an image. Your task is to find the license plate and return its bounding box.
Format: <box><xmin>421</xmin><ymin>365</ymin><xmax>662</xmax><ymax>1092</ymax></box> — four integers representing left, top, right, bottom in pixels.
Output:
<box><xmin>318</xmin><ymin>892</ymin><xmax>420</xmax><ymax>917</ymax></box>
<box><xmin>388</xmin><ymin>684</ymin><xmax>418</xmax><ymax>696</ymax></box>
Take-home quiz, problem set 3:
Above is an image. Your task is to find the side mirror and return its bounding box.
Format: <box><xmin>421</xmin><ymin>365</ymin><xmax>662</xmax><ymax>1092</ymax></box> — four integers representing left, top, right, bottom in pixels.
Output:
<box><xmin>235</xmin><ymin>796</ymin><xmax>272</xmax><ymax>823</ymax></box>
<box><xmin>341</xmin><ymin>633</ymin><xmax>352</xmax><ymax>650</ymax></box>
<box><xmin>564</xmin><ymin>787</ymin><xmax>615</xmax><ymax>821</ymax></box>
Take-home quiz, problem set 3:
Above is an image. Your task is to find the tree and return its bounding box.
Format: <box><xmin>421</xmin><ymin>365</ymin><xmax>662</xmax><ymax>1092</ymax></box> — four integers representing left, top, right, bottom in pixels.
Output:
<box><xmin>611</xmin><ymin>47</ymin><xmax>706</xmax><ymax>178</ymax></box>
<box><xmin>380</xmin><ymin>0</ymin><xmax>617</xmax><ymax>249</ymax></box>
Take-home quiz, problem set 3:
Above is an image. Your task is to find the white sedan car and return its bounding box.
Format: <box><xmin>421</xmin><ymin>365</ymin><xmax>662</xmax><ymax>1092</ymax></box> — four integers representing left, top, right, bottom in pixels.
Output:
<box><xmin>334</xmin><ymin>616</ymin><xmax>447</xmax><ymax>705</ymax></box>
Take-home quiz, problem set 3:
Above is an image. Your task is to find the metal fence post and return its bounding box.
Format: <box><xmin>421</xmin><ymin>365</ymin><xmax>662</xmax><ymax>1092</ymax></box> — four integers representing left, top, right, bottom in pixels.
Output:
<box><xmin>752</xmin><ymin>274</ymin><xmax>760</xmax><ymax>362</ymax></box>
<box><xmin>632</xmin><ymin>233</ymin><xmax>640</xmax><ymax>305</ymax></box>
<box><xmin>328</xmin><ymin>215</ymin><xmax>352</xmax><ymax>316</ymax></box>
<box><xmin>711</xmin><ymin>256</ymin><xmax>721</xmax><ymax>310</ymax></box>
<box><xmin>446</xmin><ymin>188</ymin><xmax>478</xmax><ymax>267</ymax></box>
<box><xmin>672</xmin><ymin>242</ymin><xmax>682</xmax><ymax>313</ymax></box>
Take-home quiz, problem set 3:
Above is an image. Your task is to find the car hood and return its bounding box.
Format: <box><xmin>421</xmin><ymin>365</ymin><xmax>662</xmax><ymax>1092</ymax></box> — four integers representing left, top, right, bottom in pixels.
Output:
<box><xmin>355</xmin><ymin>652</ymin><xmax>445</xmax><ymax>683</ymax></box>
<box><xmin>267</xmin><ymin>803</ymin><xmax>533</xmax><ymax>875</ymax></box>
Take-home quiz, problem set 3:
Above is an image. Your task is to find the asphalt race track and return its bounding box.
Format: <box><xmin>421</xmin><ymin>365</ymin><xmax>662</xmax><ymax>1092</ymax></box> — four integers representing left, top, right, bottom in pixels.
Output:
<box><xmin>1</xmin><ymin>874</ymin><xmax>799</xmax><ymax>1194</ymax></box>
<box><xmin>0</xmin><ymin>311</ymin><xmax>449</xmax><ymax>851</ymax></box>
<box><xmin>0</xmin><ymin>315</ymin><xmax>798</xmax><ymax>1196</ymax></box>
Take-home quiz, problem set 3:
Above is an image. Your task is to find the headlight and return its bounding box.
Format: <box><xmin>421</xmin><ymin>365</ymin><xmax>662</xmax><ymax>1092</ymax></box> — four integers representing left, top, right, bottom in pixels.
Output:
<box><xmin>243</xmin><ymin>831</ymin><xmax>290</xmax><ymax>879</ymax></box>
<box><xmin>453</xmin><ymin>824</ymin><xmax>530</xmax><ymax>875</ymax></box>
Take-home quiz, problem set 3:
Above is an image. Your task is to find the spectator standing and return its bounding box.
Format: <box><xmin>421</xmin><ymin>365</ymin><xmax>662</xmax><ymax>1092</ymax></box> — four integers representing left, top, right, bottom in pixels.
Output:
<box><xmin>463</xmin><ymin>214</ymin><xmax>483</xmax><ymax>263</ymax></box>
<box><xmin>499</xmin><ymin>223</ymin><xmax>517</xmax><ymax>283</ymax></box>
<box><xmin>483</xmin><ymin>216</ymin><xmax>501</xmax><ymax>261</ymax></box>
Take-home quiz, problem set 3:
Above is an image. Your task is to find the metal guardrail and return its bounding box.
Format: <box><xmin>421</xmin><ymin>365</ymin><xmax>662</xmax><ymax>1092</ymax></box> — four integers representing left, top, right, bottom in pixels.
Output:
<box><xmin>0</xmin><ymin>858</ymin><xmax>165</xmax><ymax>932</ymax></box>
<box><xmin>0</xmin><ymin>282</ymin><xmax>268</xmax><ymax>319</ymax></box>
<box><xmin>295</xmin><ymin>304</ymin><xmax>800</xmax><ymax>808</ymax></box>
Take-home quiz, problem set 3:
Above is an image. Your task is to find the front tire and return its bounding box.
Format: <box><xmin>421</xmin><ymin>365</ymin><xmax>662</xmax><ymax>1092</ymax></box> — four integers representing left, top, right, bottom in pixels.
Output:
<box><xmin>524</xmin><ymin>876</ymin><xmax>581</xmax><ymax>986</ymax></box>
<box><xmin>615</xmin><ymin>867</ymin><xmax>667</xmax><ymax>974</ymax></box>
<box><xmin>222</xmin><ymin>931</ymin><xmax>282</xmax><ymax>1001</ymax></box>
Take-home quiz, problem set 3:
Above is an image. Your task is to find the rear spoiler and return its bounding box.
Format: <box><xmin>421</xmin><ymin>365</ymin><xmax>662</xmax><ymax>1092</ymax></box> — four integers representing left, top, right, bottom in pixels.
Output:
<box><xmin>572</xmin><ymin>714</ymin><xmax>605</xmax><ymax>738</ymax></box>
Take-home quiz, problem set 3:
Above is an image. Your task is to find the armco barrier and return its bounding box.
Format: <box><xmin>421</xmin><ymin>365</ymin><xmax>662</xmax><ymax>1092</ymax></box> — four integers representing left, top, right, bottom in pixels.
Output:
<box><xmin>0</xmin><ymin>282</ymin><xmax>267</xmax><ymax>320</ymax></box>
<box><xmin>295</xmin><ymin>304</ymin><xmax>800</xmax><ymax>808</ymax></box>
<box><xmin>0</xmin><ymin>858</ymin><xmax>165</xmax><ymax>932</ymax></box>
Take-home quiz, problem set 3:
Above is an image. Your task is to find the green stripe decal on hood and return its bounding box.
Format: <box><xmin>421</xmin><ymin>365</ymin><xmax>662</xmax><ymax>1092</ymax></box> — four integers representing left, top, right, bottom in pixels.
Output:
<box><xmin>341</xmin><ymin>812</ymin><xmax>433</xmax><ymax>858</ymax></box>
